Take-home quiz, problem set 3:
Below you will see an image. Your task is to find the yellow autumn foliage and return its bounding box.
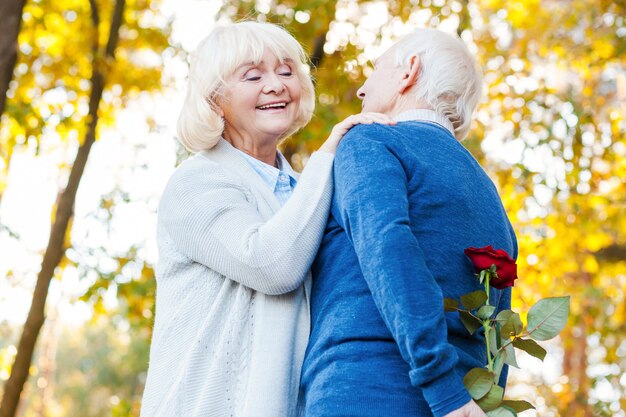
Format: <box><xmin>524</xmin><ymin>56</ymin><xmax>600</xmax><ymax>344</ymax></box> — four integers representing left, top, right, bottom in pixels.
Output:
<box><xmin>1</xmin><ymin>0</ymin><xmax>624</xmax><ymax>416</ymax></box>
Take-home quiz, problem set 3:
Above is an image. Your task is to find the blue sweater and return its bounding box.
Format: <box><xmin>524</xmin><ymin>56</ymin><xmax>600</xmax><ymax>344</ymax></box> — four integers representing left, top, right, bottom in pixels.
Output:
<box><xmin>301</xmin><ymin>122</ymin><xmax>517</xmax><ymax>417</ymax></box>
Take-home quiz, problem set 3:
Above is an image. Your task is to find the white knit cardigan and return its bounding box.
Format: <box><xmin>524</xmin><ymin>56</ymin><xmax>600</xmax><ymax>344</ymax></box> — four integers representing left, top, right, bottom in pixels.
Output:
<box><xmin>140</xmin><ymin>139</ymin><xmax>334</xmax><ymax>417</ymax></box>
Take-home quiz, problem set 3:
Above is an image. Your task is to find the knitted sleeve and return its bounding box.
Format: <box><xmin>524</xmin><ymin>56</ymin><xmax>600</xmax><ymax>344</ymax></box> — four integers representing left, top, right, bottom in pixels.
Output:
<box><xmin>332</xmin><ymin>128</ymin><xmax>471</xmax><ymax>417</ymax></box>
<box><xmin>159</xmin><ymin>151</ymin><xmax>334</xmax><ymax>295</ymax></box>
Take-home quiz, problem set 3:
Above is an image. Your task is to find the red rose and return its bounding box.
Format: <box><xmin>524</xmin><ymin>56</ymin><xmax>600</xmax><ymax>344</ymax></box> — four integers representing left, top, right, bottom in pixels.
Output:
<box><xmin>464</xmin><ymin>246</ymin><xmax>518</xmax><ymax>289</ymax></box>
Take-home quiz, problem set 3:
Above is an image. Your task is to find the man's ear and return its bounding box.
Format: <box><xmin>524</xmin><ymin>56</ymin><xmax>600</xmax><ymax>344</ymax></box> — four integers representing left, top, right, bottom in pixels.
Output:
<box><xmin>399</xmin><ymin>54</ymin><xmax>420</xmax><ymax>95</ymax></box>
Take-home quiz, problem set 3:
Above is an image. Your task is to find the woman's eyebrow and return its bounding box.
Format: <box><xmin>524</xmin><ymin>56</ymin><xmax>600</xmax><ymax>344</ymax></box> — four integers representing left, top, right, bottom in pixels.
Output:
<box><xmin>235</xmin><ymin>61</ymin><xmax>257</xmax><ymax>72</ymax></box>
<box><xmin>235</xmin><ymin>57</ymin><xmax>294</xmax><ymax>73</ymax></box>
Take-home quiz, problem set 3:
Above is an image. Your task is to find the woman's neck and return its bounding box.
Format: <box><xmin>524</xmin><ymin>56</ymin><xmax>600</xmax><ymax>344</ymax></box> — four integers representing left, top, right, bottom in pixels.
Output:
<box><xmin>223</xmin><ymin>129</ymin><xmax>278</xmax><ymax>167</ymax></box>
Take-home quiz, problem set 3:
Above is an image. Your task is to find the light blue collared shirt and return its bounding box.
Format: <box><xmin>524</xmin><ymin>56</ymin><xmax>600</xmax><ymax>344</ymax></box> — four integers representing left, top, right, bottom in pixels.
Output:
<box><xmin>237</xmin><ymin>149</ymin><xmax>298</xmax><ymax>207</ymax></box>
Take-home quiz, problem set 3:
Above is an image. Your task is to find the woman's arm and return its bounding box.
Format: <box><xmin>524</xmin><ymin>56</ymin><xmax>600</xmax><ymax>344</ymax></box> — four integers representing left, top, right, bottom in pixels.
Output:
<box><xmin>159</xmin><ymin>112</ymin><xmax>393</xmax><ymax>294</ymax></box>
<box><xmin>159</xmin><ymin>151</ymin><xmax>334</xmax><ymax>295</ymax></box>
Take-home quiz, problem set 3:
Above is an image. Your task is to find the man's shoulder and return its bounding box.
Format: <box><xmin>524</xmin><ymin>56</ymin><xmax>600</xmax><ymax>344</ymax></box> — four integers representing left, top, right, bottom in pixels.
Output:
<box><xmin>337</xmin><ymin>123</ymin><xmax>407</xmax><ymax>157</ymax></box>
<box><xmin>337</xmin><ymin>121</ymin><xmax>455</xmax><ymax>161</ymax></box>
<box><xmin>341</xmin><ymin>123</ymin><xmax>395</xmax><ymax>144</ymax></box>
<box><xmin>341</xmin><ymin>121</ymin><xmax>452</xmax><ymax>144</ymax></box>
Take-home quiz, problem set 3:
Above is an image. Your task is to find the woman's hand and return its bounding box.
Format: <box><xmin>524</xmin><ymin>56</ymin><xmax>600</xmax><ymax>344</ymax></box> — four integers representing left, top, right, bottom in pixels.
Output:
<box><xmin>443</xmin><ymin>400</ymin><xmax>487</xmax><ymax>417</ymax></box>
<box><xmin>318</xmin><ymin>112</ymin><xmax>395</xmax><ymax>154</ymax></box>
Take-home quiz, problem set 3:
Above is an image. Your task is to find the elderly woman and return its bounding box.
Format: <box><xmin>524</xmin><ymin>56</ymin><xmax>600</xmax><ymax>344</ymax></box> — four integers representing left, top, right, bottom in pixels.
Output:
<box><xmin>140</xmin><ymin>21</ymin><xmax>391</xmax><ymax>417</ymax></box>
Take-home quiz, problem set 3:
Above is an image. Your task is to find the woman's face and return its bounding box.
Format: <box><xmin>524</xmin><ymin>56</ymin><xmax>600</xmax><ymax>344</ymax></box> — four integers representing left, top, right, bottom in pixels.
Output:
<box><xmin>216</xmin><ymin>49</ymin><xmax>302</xmax><ymax>146</ymax></box>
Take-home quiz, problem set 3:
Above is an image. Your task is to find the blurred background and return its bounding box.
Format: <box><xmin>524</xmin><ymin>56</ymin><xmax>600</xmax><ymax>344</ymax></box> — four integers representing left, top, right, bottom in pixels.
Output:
<box><xmin>0</xmin><ymin>0</ymin><xmax>624</xmax><ymax>416</ymax></box>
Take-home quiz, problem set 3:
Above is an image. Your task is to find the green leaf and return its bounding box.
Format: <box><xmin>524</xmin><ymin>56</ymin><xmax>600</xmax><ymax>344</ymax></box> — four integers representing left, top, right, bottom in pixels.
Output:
<box><xmin>495</xmin><ymin>321</ymin><xmax>503</xmax><ymax>348</ymax></box>
<box><xmin>486</xmin><ymin>406</ymin><xmax>517</xmax><ymax>417</ymax></box>
<box><xmin>499</xmin><ymin>311</ymin><xmax>524</xmax><ymax>339</ymax></box>
<box><xmin>489</xmin><ymin>326</ymin><xmax>499</xmax><ymax>356</ymax></box>
<box><xmin>512</xmin><ymin>338</ymin><xmax>547</xmax><ymax>361</ymax></box>
<box><xmin>501</xmin><ymin>400</ymin><xmax>535</xmax><ymax>413</ymax></box>
<box><xmin>476</xmin><ymin>384</ymin><xmax>504</xmax><ymax>412</ymax></box>
<box><xmin>461</xmin><ymin>290</ymin><xmax>488</xmax><ymax>310</ymax></box>
<box><xmin>495</xmin><ymin>310</ymin><xmax>514</xmax><ymax>323</ymax></box>
<box><xmin>527</xmin><ymin>296</ymin><xmax>570</xmax><ymax>341</ymax></box>
<box><xmin>477</xmin><ymin>305</ymin><xmax>497</xmax><ymax>320</ymax></box>
<box><xmin>503</xmin><ymin>341</ymin><xmax>519</xmax><ymax>368</ymax></box>
<box><xmin>463</xmin><ymin>368</ymin><xmax>495</xmax><ymax>400</ymax></box>
<box><xmin>460</xmin><ymin>311</ymin><xmax>483</xmax><ymax>335</ymax></box>
<box><xmin>444</xmin><ymin>298</ymin><xmax>460</xmax><ymax>312</ymax></box>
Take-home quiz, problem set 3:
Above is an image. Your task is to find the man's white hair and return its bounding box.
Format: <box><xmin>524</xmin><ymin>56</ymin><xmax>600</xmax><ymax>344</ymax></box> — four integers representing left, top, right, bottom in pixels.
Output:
<box><xmin>394</xmin><ymin>28</ymin><xmax>482</xmax><ymax>140</ymax></box>
<box><xmin>177</xmin><ymin>21</ymin><xmax>315</xmax><ymax>152</ymax></box>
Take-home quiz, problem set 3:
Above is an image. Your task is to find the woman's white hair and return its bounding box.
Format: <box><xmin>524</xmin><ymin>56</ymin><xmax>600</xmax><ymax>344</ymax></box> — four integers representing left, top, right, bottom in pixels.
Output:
<box><xmin>177</xmin><ymin>21</ymin><xmax>315</xmax><ymax>152</ymax></box>
<box><xmin>394</xmin><ymin>28</ymin><xmax>483</xmax><ymax>140</ymax></box>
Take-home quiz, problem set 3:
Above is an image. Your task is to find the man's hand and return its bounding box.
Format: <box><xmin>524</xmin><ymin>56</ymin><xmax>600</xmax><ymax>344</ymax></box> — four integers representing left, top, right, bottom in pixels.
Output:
<box><xmin>442</xmin><ymin>400</ymin><xmax>487</xmax><ymax>417</ymax></box>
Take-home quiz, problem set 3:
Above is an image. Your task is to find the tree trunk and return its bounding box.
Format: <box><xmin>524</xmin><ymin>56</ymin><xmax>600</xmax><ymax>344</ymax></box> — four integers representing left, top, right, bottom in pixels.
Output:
<box><xmin>0</xmin><ymin>0</ymin><xmax>27</xmax><ymax>207</ymax></box>
<box><xmin>0</xmin><ymin>0</ymin><xmax>27</xmax><ymax>123</ymax></box>
<box><xmin>0</xmin><ymin>1</ymin><xmax>126</xmax><ymax>416</ymax></box>
<box><xmin>561</xmin><ymin>272</ymin><xmax>594</xmax><ymax>417</ymax></box>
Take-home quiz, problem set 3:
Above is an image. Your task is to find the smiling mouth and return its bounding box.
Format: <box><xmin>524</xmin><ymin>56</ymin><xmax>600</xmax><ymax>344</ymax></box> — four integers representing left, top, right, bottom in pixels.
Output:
<box><xmin>256</xmin><ymin>102</ymin><xmax>288</xmax><ymax>110</ymax></box>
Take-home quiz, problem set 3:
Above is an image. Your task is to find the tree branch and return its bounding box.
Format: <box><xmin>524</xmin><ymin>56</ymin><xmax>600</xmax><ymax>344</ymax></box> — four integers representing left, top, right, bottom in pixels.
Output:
<box><xmin>88</xmin><ymin>0</ymin><xmax>99</xmax><ymax>29</ymax></box>
<box><xmin>594</xmin><ymin>244</ymin><xmax>626</xmax><ymax>263</ymax></box>
<box><xmin>310</xmin><ymin>32</ymin><xmax>326</xmax><ymax>69</ymax></box>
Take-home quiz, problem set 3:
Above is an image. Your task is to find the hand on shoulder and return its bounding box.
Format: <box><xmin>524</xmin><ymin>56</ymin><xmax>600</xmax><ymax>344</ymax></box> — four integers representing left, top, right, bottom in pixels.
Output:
<box><xmin>318</xmin><ymin>112</ymin><xmax>395</xmax><ymax>154</ymax></box>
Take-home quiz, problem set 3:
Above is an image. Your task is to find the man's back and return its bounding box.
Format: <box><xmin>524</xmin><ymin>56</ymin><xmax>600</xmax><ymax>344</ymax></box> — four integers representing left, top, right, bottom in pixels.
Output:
<box><xmin>301</xmin><ymin>121</ymin><xmax>517</xmax><ymax>417</ymax></box>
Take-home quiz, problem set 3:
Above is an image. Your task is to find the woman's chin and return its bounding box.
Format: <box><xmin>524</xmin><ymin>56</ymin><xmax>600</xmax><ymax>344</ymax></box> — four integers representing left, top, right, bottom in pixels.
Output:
<box><xmin>257</xmin><ymin>123</ymin><xmax>295</xmax><ymax>138</ymax></box>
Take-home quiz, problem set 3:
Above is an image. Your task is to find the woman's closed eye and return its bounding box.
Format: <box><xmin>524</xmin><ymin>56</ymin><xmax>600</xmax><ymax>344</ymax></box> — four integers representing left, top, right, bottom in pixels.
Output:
<box><xmin>277</xmin><ymin>64</ymin><xmax>293</xmax><ymax>77</ymax></box>
<box><xmin>242</xmin><ymin>65</ymin><xmax>292</xmax><ymax>81</ymax></box>
<box><xmin>244</xmin><ymin>71</ymin><xmax>262</xmax><ymax>81</ymax></box>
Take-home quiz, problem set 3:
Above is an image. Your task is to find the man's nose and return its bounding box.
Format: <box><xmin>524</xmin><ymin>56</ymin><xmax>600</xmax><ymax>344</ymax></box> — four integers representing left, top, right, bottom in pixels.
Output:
<box><xmin>263</xmin><ymin>74</ymin><xmax>286</xmax><ymax>94</ymax></box>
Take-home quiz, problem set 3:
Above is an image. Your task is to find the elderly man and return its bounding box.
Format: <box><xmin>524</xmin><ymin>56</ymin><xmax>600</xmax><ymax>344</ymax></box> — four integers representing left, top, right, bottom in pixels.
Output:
<box><xmin>300</xmin><ymin>29</ymin><xmax>517</xmax><ymax>417</ymax></box>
